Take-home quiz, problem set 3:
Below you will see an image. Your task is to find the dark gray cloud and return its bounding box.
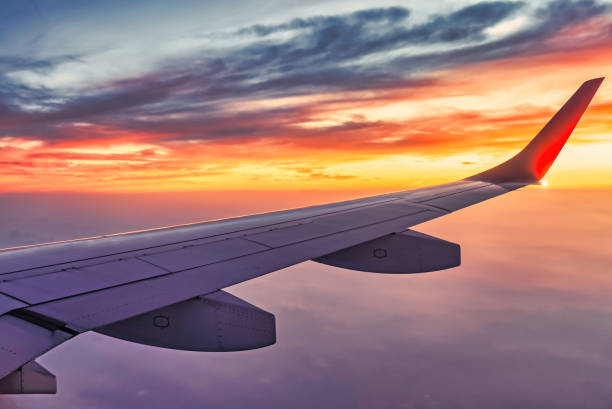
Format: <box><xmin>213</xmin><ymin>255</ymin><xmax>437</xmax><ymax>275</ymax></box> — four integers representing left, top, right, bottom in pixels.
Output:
<box><xmin>0</xmin><ymin>54</ymin><xmax>80</xmax><ymax>74</ymax></box>
<box><xmin>391</xmin><ymin>0</ymin><xmax>611</xmax><ymax>71</ymax></box>
<box><xmin>237</xmin><ymin>6</ymin><xmax>411</xmax><ymax>37</ymax></box>
<box><xmin>231</xmin><ymin>1</ymin><xmax>524</xmax><ymax>73</ymax></box>
<box><xmin>0</xmin><ymin>54</ymin><xmax>81</xmax><ymax>119</ymax></box>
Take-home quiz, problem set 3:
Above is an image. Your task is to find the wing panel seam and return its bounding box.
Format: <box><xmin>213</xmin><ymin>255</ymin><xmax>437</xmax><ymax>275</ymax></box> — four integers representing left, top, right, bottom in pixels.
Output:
<box><xmin>0</xmin><ymin>291</ymin><xmax>30</xmax><ymax>306</ymax></box>
<box><xmin>411</xmin><ymin>182</ymin><xmax>495</xmax><ymax>204</ymax></box>
<box><xmin>134</xmin><ymin>256</ymin><xmax>172</xmax><ymax>273</ymax></box>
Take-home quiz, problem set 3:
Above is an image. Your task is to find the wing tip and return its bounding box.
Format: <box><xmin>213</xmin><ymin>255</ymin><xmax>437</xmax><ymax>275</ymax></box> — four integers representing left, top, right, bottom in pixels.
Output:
<box><xmin>581</xmin><ymin>77</ymin><xmax>605</xmax><ymax>91</ymax></box>
<box><xmin>468</xmin><ymin>77</ymin><xmax>604</xmax><ymax>184</ymax></box>
<box><xmin>586</xmin><ymin>76</ymin><xmax>605</xmax><ymax>83</ymax></box>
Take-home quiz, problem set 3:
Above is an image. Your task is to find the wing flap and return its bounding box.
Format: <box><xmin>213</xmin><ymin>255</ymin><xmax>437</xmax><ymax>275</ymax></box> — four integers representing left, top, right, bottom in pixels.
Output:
<box><xmin>0</xmin><ymin>315</ymin><xmax>74</xmax><ymax>379</ymax></box>
<box><xmin>0</xmin><ymin>295</ymin><xmax>27</xmax><ymax>316</ymax></box>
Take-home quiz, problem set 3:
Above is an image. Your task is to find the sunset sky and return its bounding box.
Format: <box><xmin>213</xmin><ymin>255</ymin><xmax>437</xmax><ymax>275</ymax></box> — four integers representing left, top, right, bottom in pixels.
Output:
<box><xmin>1</xmin><ymin>0</ymin><xmax>611</xmax><ymax>192</ymax></box>
<box><xmin>2</xmin><ymin>2</ymin><xmax>612</xmax><ymax>408</ymax></box>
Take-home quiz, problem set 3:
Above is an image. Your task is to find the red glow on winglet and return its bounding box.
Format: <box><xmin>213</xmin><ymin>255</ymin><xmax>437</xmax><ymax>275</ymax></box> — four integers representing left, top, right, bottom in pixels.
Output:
<box><xmin>469</xmin><ymin>77</ymin><xmax>604</xmax><ymax>183</ymax></box>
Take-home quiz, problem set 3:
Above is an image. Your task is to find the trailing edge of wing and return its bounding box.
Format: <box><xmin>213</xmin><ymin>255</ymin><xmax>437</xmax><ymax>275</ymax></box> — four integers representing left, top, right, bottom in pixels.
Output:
<box><xmin>469</xmin><ymin>77</ymin><xmax>604</xmax><ymax>183</ymax></box>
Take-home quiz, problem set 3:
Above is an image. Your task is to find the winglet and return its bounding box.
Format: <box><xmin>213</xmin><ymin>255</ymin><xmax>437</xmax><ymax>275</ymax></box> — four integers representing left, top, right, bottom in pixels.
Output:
<box><xmin>469</xmin><ymin>77</ymin><xmax>604</xmax><ymax>183</ymax></box>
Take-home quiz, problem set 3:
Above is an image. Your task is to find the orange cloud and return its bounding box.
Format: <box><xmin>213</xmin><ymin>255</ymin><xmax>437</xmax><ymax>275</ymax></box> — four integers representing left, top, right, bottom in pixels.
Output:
<box><xmin>1</xmin><ymin>30</ymin><xmax>611</xmax><ymax>191</ymax></box>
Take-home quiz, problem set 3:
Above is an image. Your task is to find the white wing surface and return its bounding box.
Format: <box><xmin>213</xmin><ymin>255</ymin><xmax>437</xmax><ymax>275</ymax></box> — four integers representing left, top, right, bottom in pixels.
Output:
<box><xmin>0</xmin><ymin>78</ymin><xmax>603</xmax><ymax>393</ymax></box>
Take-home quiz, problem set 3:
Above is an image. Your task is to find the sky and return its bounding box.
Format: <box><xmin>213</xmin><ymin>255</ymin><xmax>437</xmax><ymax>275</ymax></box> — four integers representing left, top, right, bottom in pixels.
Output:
<box><xmin>0</xmin><ymin>0</ymin><xmax>611</xmax><ymax>192</ymax></box>
<box><xmin>0</xmin><ymin>189</ymin><xmax>611</xmax><ymax>409</ymax></box>
<box><xmin>1</xmin><ymin>2</ymin><xmax>612</xmax><ymax>408</ymax></box>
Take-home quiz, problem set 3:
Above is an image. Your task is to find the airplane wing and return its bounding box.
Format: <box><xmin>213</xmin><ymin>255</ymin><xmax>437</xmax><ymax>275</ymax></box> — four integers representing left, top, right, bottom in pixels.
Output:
<box><xmin>0</xmin><ymin>78</ymin><xmax>603</xmax><ymax>393</ymax></box>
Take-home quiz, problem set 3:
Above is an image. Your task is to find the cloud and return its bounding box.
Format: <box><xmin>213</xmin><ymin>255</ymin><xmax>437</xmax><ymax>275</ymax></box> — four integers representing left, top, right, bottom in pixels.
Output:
<box><xmin>229</xmin><ymin>2</ymin><xmax>525</xmax><ymax>77</ymax></box>
<box><xmin>237</xmin><ymin>6</ymin><xmax>411</xmax><ymax>37</ymax></box>
<box><xmin>0</xmin><ymin>0</ymin><xmax>609</xmax><ymax>158</ymax></box>
<box><xmin>391</xmin><ymin>0</ymin><xmax>611</xmax><ymax>71</ymax></box>
<box><xmin>0</xmin><ymin>137</ymin><xmax>44</xmax><ymax>149</ymax></box>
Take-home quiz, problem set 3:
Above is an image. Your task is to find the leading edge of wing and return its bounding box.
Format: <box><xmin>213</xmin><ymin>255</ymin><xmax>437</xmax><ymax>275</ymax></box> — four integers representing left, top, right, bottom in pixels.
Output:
<box><xmin>0</xmin><ymin>77</ymin><xmax>603</xmax><ymax>270</ymax></box>
<box><xmin>468</xmin><ymin>77</ymin><xmax>604</xmax><ymax>184</ymax></box>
